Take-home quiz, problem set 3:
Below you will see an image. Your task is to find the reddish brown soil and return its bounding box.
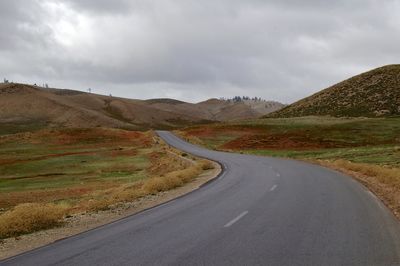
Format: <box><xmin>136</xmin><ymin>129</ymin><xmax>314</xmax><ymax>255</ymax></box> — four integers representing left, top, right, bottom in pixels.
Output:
<box><xmin>0</xmin><ymin>148</ymin><xmax>138</xmax><ymax>167</ymax></box>
<box><xmin>184</xmin><ymin>127</ymin><xmax>220</xmax><ymax>138</ymax></box>
<box><xmin>221</xmin><ymin>133</ymin><xmax>353</xmax><ymax>150</ymax></box>
<box><xmin>184</xmin><ymin>126</ymin><xmax>260</xmax><ymax>139</ymax></box>
<box><xmin>40</xmin><ymin>128</ymin><xmax>150</xmax><ymax>146</ymax></box>
<box><xmin>185</xmin><ymin>126</ymin><xmax>260</xmax><ymax>148</ymax></box>
<box><xmin>1</xmin><ymin>128</ymin><xmax>152</xmax><ymax>147</ymax></box>
<box><xmin>109</xmin><ymin>149</ymin><xmax>138</xmax><ymax>157</ymax></box>
<box><xmin>184</xmin><ymin>125</ymin><xmax>364</xmax><ymax>150</ymax></box>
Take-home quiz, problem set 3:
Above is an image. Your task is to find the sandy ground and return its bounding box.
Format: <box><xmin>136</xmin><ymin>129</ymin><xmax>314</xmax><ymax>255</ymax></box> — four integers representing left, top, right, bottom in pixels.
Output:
<box><xmin>0</xmin><ymin>162</ymin><xmax>221</xmax><ymax>260</ymax></box>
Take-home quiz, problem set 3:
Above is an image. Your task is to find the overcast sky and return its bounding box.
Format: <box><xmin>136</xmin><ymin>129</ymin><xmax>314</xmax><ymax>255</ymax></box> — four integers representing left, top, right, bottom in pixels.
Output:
<box><xmin>1</xmin><ymin>0</ymin><xmax>399</xmax><ymax>103</ymax></box>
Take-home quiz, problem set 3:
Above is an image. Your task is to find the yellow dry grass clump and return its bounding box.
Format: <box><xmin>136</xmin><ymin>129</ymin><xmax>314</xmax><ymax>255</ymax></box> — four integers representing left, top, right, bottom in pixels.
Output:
<box><xmin>143</xmin><ymin>164</ymin><xmax>201</xmax><ymax>194</ymax></box>
<box><xmin>173</xmin><ymin>130</ymin><xmax>205</xmax><ymax>146</ymax></box>
<box><xmin>331</xmin><ymin>159</ymin><xmax>400</xmax><ymax>187</ymax></box>
<box><xmin>81</xmin><ymin>159</ymin><xmax>214</xmax><ymax>211</ymax></box>
<box><xmin>0</xmin><ymin>203</ymin><xmax>67</xmax><ymax>239</ymax></box>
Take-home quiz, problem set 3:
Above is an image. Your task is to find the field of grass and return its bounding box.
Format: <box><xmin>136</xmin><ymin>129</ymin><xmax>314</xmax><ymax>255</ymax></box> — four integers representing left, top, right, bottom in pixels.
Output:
<box><xmin>0</xmin><ymin>127</ymin><xmax>213</xmax><ymax>238</ymax></box>
<box><xmin>0</xmin><ymin>121</ymin><xmax>48</xmax><ymax>136</ymax></box>
<box><xmin>248</xmin><ymin>146</ymin><xmax>400</xmax><ymax>168</ymax></box>
<box><xmin>180</xmin><ymin>116</ymin><xmax>400</xmax><ymax>167</ymax></box>
<box><xmin>179</xmin><ymin>116</ymin><xmax>400</xmax><ymax>218</ymax></box>
<box><xmin>0</xmin><ymin>128</ymin><xmax>153</xmax><ymax>209</ymax></box>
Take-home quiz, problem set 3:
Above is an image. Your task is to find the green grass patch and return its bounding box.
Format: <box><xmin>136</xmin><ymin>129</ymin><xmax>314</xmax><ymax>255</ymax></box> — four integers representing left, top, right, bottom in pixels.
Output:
<box><xmin>0</xmin><ymin>121</ymin><xmax>48</xmax><ymax>136</ymax></box>
<box><xmin>246</xmin><ymin>145</ymin><xmax>400</xmax><ymax>167</ymax></box>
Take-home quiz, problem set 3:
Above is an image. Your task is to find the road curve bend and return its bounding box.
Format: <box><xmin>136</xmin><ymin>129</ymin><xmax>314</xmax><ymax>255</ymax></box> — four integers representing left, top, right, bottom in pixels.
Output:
<box><xmin>3</xmin><ymin>131</ymin><xmax>400</xmax><ymax>265</ymax></box>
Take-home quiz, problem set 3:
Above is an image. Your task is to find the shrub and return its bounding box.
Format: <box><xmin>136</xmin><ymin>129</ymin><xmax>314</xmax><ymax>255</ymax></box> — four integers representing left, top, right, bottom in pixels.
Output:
<box><xmin>84</xmin><ymin>199</ymin><xmax>113</xmax><ymax>212</ymax></box>
<box><xmin>142</xmin><ymin>177</ymin><xmax>169</xmax><ymax>194</ymax></box>
<box><xmin>141</xmin><ymin>160</ymin><xmax>213</xmax><ymax>194</ymax></box>
<box><xmin>200</xmin><ymin>160</ymin><xmax>215</xmax><ymax>170</ymax></box>
<box><xmin>0</xmin><ymin>203</ymin><xmax>67</xmax><ymax>239</ymax></box>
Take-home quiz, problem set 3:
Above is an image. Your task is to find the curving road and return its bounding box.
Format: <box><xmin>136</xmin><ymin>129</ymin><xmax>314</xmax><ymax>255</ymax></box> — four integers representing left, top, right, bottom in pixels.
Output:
<box><xmin>3</xmin><ymin>131</ymin><xmax>400</xmax><ymax>265</ymax></box>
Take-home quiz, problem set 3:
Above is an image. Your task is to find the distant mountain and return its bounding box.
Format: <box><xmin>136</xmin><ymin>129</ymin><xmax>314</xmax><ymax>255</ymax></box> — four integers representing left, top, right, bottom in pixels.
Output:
<box><xmin>0</xmin><ymin>83</ymin><xmax>284</xmax><ymax>132</ymax></box>
<box><xmin>270</xmin><ymin>65</ymin><xmax>400</xmax><ymax>117</ymax></box>
<box><xmin>242</xmin><ymin>99</ymin><xmax>284</xmax><ymax>116</ymax></box>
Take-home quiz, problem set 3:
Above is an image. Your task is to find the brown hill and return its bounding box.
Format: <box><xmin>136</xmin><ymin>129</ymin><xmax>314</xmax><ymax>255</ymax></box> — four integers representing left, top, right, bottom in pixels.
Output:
<box><xmin>270</xmin><ymin>64</ymin><xmax>400</xmax><ymax>117</ymax></box>
<box><xmin>0</xmin><ymin>83</ymin><xmax>284</xmax><ymax>132</ymax></box>
<box><xmin>0</xmin><ymin>83</ymin><xmax>206</xmax><ymax>131</ymax></box>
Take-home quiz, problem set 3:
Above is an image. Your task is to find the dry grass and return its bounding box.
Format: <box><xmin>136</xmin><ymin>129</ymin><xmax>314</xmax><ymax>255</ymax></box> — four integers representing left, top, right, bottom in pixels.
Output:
<box><xmin>109</xmin><ymin>183</ymin><xmax>146</xmax><ymax>203</ymax></box>
<box><xmin>174</xmin><ymin>130</ymin><xmax>205</xmax><ymax>146</ymax></box>
<box><xmin>200</xmin><ymin>160</ymin><xmax>215</xmax><ymax>170</ymax></box>
<box><xmin>329</xmin><ymin>160</ymin><xmax>400</xmax><ymax>187</ymax></box>
<box><xmin>0</xmin><ymin>203</ymin><xmax>67</xmax><ymax>239</ymax></box>
<box><xmin>270</xmin><ymin>64</ymin><xmax>400</xmax><ymax>117</ymax></box>
<box><xmin>75</xmin><ymin>159</ymin><xmax>214</xmax><ymax>212</ymax></box>
<box><xmin>143</xmin><ymin>164</ymin><xmax>201</xmax><ymax>194</ymax></box>
<box><xmin>0</xmin><ymin>132</ymin><xmax>216</xmax><ymax>238</ymax></box>
<box><xmin>134</xmin><ymin>160</ymin><xmax>213</xmax><ymax>195</ymax></box>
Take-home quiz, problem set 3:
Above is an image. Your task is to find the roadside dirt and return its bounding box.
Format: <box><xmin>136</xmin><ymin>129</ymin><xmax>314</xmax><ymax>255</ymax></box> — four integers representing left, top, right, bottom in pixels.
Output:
<box><xmin>0</xmin><ymin>162</ymin><xmax>221</xmax><ymax>260</ymax></box>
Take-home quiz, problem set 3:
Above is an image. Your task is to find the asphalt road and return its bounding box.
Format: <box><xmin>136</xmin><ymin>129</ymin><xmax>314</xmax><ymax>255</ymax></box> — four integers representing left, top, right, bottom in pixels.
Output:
<box><xmin>3</xmin><ymin>131</ymin><xmax>400</xmax><ymax>265</ymax></box>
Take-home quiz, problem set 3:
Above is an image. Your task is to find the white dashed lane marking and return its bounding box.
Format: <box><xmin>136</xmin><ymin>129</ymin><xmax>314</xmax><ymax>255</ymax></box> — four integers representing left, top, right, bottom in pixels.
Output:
<box><xmin>224</xmin><ymin>211</ymin><xmax>249</xmax><ymax>228</ymax></box>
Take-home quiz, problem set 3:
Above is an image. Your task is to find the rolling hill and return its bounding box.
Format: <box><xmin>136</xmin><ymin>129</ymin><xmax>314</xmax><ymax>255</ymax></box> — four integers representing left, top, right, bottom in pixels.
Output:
<box><xmin>270</xmin><ymin>64</ymin><xmax>400</xmax><ymax>117</ymax></box>
<box><xmin>0</xmin><ymin>83</ymin><xmax>284</xmax><ymax>133</ymax></box>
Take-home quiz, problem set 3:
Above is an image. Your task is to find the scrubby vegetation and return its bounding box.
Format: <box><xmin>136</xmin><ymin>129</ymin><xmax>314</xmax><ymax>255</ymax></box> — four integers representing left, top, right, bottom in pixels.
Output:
<box><xmin>0</xmin><ymin>128</ymin><xmax>214</xmax><ymax>238</ymax></box>
<box><xmin>142</xmin><ymin>160</ymin><xmax>212</xmax><ymax>194</ymax></box>
<box><xmin>0</xmin><ymin>128</ymin><xmax>153</xmax><ymax>209</ymax></box>
<box><xmin>270</xmin><ymin>65</ymin><xmax>400</xmax><ymax>117</ymax></box>
<box><xmin>0</xmin><ymin>203</ymin><xmax>67</xmax><ymax>238</ymax></box>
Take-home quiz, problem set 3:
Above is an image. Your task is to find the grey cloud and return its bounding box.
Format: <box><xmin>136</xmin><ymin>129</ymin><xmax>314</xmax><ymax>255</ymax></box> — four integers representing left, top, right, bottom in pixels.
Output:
<box><xmin>0</xmin><ymin>0</ymin><xmax>399</xmax><ymax>103</ymax></box>
<box><xmin>0</xmin><ymin>1</ymin><xmax>50</xmax><ymax>50</ymax></box>
<box><xmin>64</xmin><ymin>0</ymin><xmax>133</xmax><ymax>14</ymax></box>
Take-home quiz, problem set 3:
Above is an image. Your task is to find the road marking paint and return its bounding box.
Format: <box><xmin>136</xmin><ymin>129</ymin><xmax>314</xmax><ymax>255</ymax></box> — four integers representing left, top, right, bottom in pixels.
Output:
<box><xmin>367</xmin><ymin>191</ymin><xmax>386</xmax><ymax>210</ymax></box>
<box><xmin>224</xmin><ymin>211</ymin><xmax>248</xmax><ymax>228</ymax></box>
<box><xmin>270</xmin><ymin>184</ymin><xmax>278</xmax><ymax>191</ymax></box>
<box><xmin>276</xmin><ymin>173</ymin><xmax>281</xmax><ymax>177</ymax></box>
<box><xmin>368</xmin><ymin>191</ymin><xmax>377</xmax><ymax>199</ymax></box>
